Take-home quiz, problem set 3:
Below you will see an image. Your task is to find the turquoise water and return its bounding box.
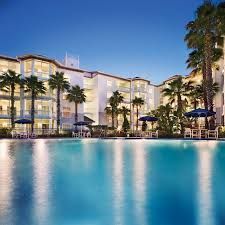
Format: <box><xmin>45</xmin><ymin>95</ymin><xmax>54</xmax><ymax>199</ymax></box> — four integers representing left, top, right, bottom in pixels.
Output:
<box><xmin>0</xmin><ymin>139</ymin><xmax>225</xmax><ymax>225</ymax></box>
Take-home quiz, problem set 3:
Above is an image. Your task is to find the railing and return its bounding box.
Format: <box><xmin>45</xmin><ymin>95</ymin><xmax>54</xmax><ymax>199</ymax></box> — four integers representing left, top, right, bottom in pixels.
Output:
<box><xmin>0</xmin><ymin>110</ymin><xmax>20</xmax><ymax>117</ymax></box>
<box><xmin>83</xmin><ymin>84</ymin><xmax>95</xmax><ymax>90</ymax></box>
<box><xmin>24</xmin><ymin>92</ymin><xmax>56</xmax><ymax>99</ymax></box>
<box><xmin>133</xmin><ymin>87</ymin><xmax>147</xmax><ymax>92</ymax></box>
<box><xmin>117</xmin><ymin>86</ymin><xmax>130</xmax><ymax>92</ymax></box>
<box><xmin>23</xmin><ymin>110</ymin><xmax>50</xmax><ymax>117</ymax></box>
<box><xmin>0</xmin><ymin>91</ymin><xmax>20</xmax><ymax>97</ymax></box>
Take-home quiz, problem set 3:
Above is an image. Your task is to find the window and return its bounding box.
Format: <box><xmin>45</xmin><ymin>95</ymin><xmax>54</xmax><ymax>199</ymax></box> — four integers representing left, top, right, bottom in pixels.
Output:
<box><xmin>0</xmin><ymin>60</ymin><xmax>19</xmax><ymax>73</ymax></box>
<box><xmin>107</xmin><ymin>80</ymin><xmax>112</xmax><ymax>87</ymax></box>
<box><xmin>107</xmin><ymin>91</ymin><xmax>112</xmax><ymax>99</ymax></box>
<box><xmin>34</xmin><ymin>60</ymin><xmax>50</xmax><ymax>78</ymax></box>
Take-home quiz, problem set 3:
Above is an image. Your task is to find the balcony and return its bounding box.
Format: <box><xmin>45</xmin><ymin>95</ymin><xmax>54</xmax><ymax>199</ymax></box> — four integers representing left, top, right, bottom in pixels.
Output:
<box><xmin>23</xmin><ymin>110</ymin><xmax>51</xmax><ymax>119</ymax></box>
<box><xmin>0</xmin><ymin>110</ymin><xmax>20</xmax><ymax>118</ymax></box>
<box><xmin>117</xmin><ymin>86</ymin><xmax>130</xmax><ymax>92</ymax></box>
<box><xmin>0</xmin><ymin>91</ymin><xmax>20</xmax><ymax>99</ymax></box>
<box><xmin>133</xmin><ymin>86</ymin><xmax>147</xmax><ymax>93</ymax></box>
<box><xmin>24</xmin><ymin>92</ymin><xmax>56</xmax><ymax>100</ymax></box>
<box><xmin>83</xmin><ymin>83</ymin><xmax>95</xmax><ymax>90</ymax></box>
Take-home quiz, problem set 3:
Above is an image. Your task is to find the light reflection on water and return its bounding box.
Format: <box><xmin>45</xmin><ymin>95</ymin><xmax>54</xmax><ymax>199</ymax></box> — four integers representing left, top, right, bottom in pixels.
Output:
<box><xmin>113</xmin><ymin>140</ymin><xmax>124</xmax><ymax>225</ymax></box>
<box><xmin>133</xmin><ymin>140</ymin><xmax>147</xmax><ymax>225</ymax></box>
<box><xmin>195</xmin><ymin>141</ymin><xmax>217</xmax><ymax>225</ymax></box>
<box><xmin>33</xmin><ymin>139</ymin><xmax>51</xmax><ymax>225</ymax></box>
<box><xmin>0</xmin><ymin>139</ymin><xmax>224</xmax><ymax>225</ymax></box>
<box><xmin>0</xmin><ymin>141</ymin><xmax>13</xmax><ymax>223</ymax></box>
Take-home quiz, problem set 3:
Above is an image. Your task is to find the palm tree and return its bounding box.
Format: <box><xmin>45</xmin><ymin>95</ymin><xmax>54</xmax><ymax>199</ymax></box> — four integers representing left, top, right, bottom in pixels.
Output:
<box><xmin>0</xmin><ymin>70</ymin><xmax>22</xmax><ymax>128</ymax></box>
<box><xmin>24</xmin><ymin>75</ymin><xmax>46</xmax><ymax>132</ymax></box>
<box><xmin>49</xmin><ymin>72</ymin><xmax>70</xmax><ymax>134</ymax></box>
<box><xmin>120</xmin><ymin>106</ymin><xmax>130</xmax><ymax>132</ymax></box>
<box><xmin>162</xmin><ymin>76</ymin><xmax>193</xmax><ymax>133</ymax></box>
<box><xmin>185</xmin><ymin>1</ymin><xmax>225</xmax><ymax>112</ymax></box>
<box><xmin>188</xmin><ymin>84</ymin><xmax>203</xmax><ymax>109</ymax></box>
<box><xmin>106</xmin><ymin>91</ymin><xmax>124</xmax><ymax>129</ymax></box>
<box><xmin>132</xmin><ymin>96</ymin><xmax>144</xmax><ymax>131</ymax></box>
<box><xmin>66</xmin><ymin>85</ymin><xmax>86</xmax><ymax>123</ymax></box>
<box><xmin>152</xmin><ymin>104</ymin><xmax>175</xmax><ymax>135</ymax></box>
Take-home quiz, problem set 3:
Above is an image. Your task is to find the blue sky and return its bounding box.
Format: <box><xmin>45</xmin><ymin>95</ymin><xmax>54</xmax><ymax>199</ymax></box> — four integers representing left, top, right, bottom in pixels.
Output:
<box><xmin>0</xmin><ymin>0</ymin><xmax>204</xmax><ymax>84</ymax></box>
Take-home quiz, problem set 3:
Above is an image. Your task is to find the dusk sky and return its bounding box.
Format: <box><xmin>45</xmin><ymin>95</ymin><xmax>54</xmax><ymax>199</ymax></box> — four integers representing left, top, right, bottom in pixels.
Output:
<box><xmin>0</xmin><ymin>0</ymin><xmax>204</xmax><ymax>84</ymax></box>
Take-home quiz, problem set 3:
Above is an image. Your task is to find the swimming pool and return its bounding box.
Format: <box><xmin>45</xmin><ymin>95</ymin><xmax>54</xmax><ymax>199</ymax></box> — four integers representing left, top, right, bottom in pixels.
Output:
<box><xmin>0</xmin><ymin>139</ymin><xmax>225</xmax><ymax>225</ymax></box>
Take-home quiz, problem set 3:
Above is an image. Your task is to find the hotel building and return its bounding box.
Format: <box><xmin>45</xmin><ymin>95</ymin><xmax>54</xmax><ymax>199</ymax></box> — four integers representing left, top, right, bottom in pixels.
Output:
<box><xmin>0</xmin><ymin>40</ymin><xmax>224</xmax><ymax>130</ymax></box>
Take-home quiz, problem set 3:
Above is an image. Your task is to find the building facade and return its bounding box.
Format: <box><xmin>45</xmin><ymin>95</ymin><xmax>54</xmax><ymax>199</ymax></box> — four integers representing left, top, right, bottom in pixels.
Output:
<box><xmin>0</xmin><ymin>41</ymin><xmax>224</xmax><ymax>130</ymax></box>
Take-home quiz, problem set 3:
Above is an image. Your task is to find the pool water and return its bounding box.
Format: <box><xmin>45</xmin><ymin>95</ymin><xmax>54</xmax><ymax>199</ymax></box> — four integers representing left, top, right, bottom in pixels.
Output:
<box><xmin>0</xmin><ymin>139</ymin><xmax>225</xmax><ymax>225</ymax></box>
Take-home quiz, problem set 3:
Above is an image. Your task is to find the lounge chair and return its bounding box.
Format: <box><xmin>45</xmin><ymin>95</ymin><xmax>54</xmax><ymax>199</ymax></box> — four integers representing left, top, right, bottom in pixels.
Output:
<box><xmin>208</xmin><ymin>127</ymin><xmax>218</xmax><ymax>139</ymax></box>
<box><xmin>29</xmin><ymin>133</ymin><xmax>37</xmax><ymax>139</ymax></box>
<box><xmin>86</xmin><ymin>132</ymin><xmax>91</xmax><ymax>137</ymax></box>
<box><xmin>20</xmin><ymin>132</ymin><xmax>28</xmax><ymax>139</ymax></box>
<box><xmin>184</xmin><ymin>128</ymin><xmax>191</xmax><ymax>138</ymax></box>
<box><xmin>191</xmin><ymin>129</ymin><xmax>199</xmax><ymax>138</ymax></box>
<box><xmin>12</xmin><ymin>131</ymin><xmax>20</xmax><ymax>139</ymax></box>
<box><xmin>151</xmin><ymin>130</ymin><xmax>158</xmax><ymax>138</ymax></box>
<box><xmin>72</xmin><ymin>131</ymin><xmax>79</xmax><ymax>138</ymax></box>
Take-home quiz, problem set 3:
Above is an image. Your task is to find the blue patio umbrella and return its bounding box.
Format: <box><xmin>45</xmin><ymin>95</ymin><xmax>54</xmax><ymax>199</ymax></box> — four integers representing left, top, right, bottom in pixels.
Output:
<box><xmin>184</xmin><ymin>108</ymin><xmax>216</xmax><ymax>129</ymax></box>
<box><xmin>139</xmin><ymin>116</ymin><xmax>158</xmax><ymax>129</ymax></box>
<box><xmin>184</xmin><ymin>108</ymin><xmax>216</xmax><ymax>118</ymax></box>
<box><xmin>73</xmin><ymin>121</ymin><xmax>90</xmax><ymax>133</ymax></box>
<box><xmin>139</xmin><ymin>116</ymin><xmax>158</xmax><ymax>122</ymax></box>
<box><xmin>15</xmin><ymin>119</ymin><xmax>32</xmax><ymax>124</ymax></box>
<box><xmin>73</xmin><ymin>121</ymin><xmax>90</xmax><ymax>126</ymax></box>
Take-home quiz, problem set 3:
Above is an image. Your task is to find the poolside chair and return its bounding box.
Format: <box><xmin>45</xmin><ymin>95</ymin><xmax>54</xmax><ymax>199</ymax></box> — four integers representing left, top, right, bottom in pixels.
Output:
<box><xmin>144</xmin><ymin>131</ymin><xmax>152</xmax><ymax>138</ymax></box>
<box><xmin>12</xmin><ymin>131</ymin><xmax>20</xmax><ymax>139</ymax></box>
<box><xmin>30</xmin><ymin>133</ymin><xmax>37</xmax><ymax>139</ymax></box>
<box><xmin>191</xmin><ymin>129</ymin><xmax>199</xmax><ymax>139</ymax></box>
<box><xmin>208</xmin><ymin>127</ymin><xmax>219</xmax><ymax>139</ymax></box>
<box><xmin>72</xmin><ymin>132</ymin><xmax>79</xmax><ymax>138</ymax></box>
<box><xmin>86</xmin><ymin>132</ymin><xmax>91</xmax><ymax>138</ymax></box>
<box><xmin>200</xmin><ymin>129</ymin><xmax>208</xmax><ymax>139</ymax></box>
<box><xmin>184</xmin><ymin>128</ymin><xmax>191</xmax><ymax>138</ymax></box>
<box><xmin>20</xmin><ymin>132</ymin><xmax>28</xmax><ymax>139</ymax></box>
<box><xmin>151</xmin><ymin>130</ymin><xmax>158</xmax><ymax>138</ymax></box>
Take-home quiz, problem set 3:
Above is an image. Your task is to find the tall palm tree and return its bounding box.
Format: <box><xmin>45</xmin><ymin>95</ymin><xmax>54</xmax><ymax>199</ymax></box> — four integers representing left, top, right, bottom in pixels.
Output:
<box><xmin>132</xmin><ymin>96</ymin><xmax>144</xmax><ymax>131</ymax></box>
<box><xmin>120</xmin><ymin>106</ymin><xmax>130</xmax><ymax>132</ymax></box>
<box><xmin>190</xmin><ymin>82</ymin><xmax>219</xmax><ymax>110</ymax></box>
<box><xmin>49</xmin><ymin>72</ymin><xmax>70</xmax><ymax>134</ymax></box>
<box><xmin>24</xmin><ymin>75</ymin><xmax>46</xmax><ymax>132</ymax></box>
<box><xmin>66</xmin><ymin>85</ymin><xmax>86</xmax><ymax>123</ymax></box>
<box><xmin>162</xmin><ymin>76</ymin><xmax>193</xmax><ymax>133</ymax></box>
<box><xmin>106</xmin><ymin>91</ymin><xmax>124</xmax><ymax>129</ymax></box>
<box><xmin>188</xmin><ymin>84</ymin><xmax>203</xmax><ymax>109</ymax></box>
<box><xmin>185</xmin><ymin>1</ymin><xmax>225</xmax><ymax>112</ymax></box>
<box><xmin>0</xmin><ymin>70</ymin><xmax>22</xmax><ymax>128</ymax></box>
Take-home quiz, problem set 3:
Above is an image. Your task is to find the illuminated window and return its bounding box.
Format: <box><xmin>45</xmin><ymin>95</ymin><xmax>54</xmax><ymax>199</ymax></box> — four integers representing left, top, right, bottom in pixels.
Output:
<box><xmin>24</xmin><ymin>60</ymin><xmax>32</xmax><ymax>73</ymax></box>
<box><xmin>0</xmin><ymin>60</ymin><xmax>10</xmax><ymax>72</ymax></box>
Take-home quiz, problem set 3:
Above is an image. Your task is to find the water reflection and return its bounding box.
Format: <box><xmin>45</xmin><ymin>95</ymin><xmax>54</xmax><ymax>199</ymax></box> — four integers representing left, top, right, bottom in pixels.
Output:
<box><xmin>113</xmin><ymin>140</ymin><xmax>124</xmax><ymax>225</ymax></box>
<box><xmin>195</xmin><ymin>141</ymin><xmax>216</xmax><ymax>225</ymax></box>
<box><xmin>133</xmin><ymin>140</ymin><xmax>147</xmax><ymax>225</ymax></box>
<box><xmin>33</xmin><ymin>140</ymin><xmax>51</xmax><ymax>224</ymax></box>
<box><xmin>0</xmin><ymin>141</ymin><xmax>13</xmax><ymax>223</ymax></box>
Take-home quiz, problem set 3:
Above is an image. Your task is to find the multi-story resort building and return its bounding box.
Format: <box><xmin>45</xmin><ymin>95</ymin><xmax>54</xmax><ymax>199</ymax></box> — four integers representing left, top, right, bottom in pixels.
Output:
<box><xmin>0</xmin><ymin>39</ymin><xmax>224</xmax><ymax>130</ymax></box>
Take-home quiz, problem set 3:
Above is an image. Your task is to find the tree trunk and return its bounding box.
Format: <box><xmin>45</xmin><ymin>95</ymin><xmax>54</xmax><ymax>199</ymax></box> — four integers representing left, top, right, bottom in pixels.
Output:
<box><xmin>10</xmin><ymin>84</ymin><xmax>15</xmax><ymax>128</ymax></box>
<box><xmin>136</xmin><ymin>107</ymin><xmax>139</xmax><ymax>131</ymax></box>
<box><xmin>31</xmin><ymin>91</ymin><xmax>35</xmax><ymax>133</ymax></box>
<box><xmin>75</xmin><ymin>102</ymin><xmax>78</xmax><ymax>123</ymax></box>
<box><xmin>202</xmin><ymin>61</ymin><xmax>209</xmax><ymax>129</ymax></box>
<box><xmin>205</xmin><ymin>33</ymin><xmax>214</xmax><ymax>129</ymax></box>
<box><xmin>112</xmin><ymin>108</ymin><xmax>114</xmax><ymax>129</ymax></box>
<box><xmin>57</xmin><ymin>88</ymin><xmax>60</xmax><ymax>134</ymax></box>
<box><xmin>177</xmin><ymin>94</ymin><xmax>184</xmax><ymax>133</ymax></box>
